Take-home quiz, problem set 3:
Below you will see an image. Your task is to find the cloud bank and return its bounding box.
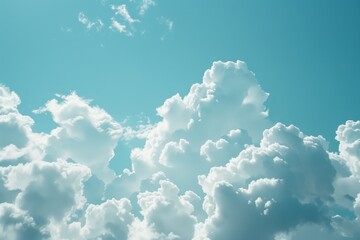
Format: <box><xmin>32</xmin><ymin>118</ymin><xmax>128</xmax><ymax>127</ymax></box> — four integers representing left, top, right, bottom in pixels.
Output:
<box><xmin>0</xmin><ymin>60</ymin><xmax>359</xmax><ymax>239</ymax></box>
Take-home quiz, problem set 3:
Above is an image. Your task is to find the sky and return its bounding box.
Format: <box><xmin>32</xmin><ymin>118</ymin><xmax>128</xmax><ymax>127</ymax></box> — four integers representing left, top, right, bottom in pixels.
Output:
<box><xmin>0</xmin><ymin>0</ymin><xmax>360</xmax><ymax>239</ymax></box>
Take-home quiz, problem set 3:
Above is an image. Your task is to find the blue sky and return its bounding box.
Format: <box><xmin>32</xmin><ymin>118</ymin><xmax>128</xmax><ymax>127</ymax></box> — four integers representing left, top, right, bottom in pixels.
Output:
<box><xmin>1</xmin><ymin>0</ymin><xmax>360</xmax><ymax>145</ymax></box>
<box><xmin>1</xmin><ymin>1</ymin><xmax>360</xmax><ymax>239</ymax></box>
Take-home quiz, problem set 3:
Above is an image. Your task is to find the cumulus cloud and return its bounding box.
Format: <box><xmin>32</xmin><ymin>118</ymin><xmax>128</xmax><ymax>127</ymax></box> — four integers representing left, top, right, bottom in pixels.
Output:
<box><xmin>1</xmin><ymin>160</ymin><xmax>90</xmax><ymax>225</ymax></box>
<box><xmin>37</xmin><ymin>92</ymin><xmax>121</xmax><ymax>184</ymax></box>
<box><xmin>0</xmin><ymin>86</ymin><xmax>44</xmax><ymax>166</ymax></box>
<box><xmin>336</xmin><ymin>120</ymin><xmax>360</xmax><ymax>178</ymax></box>
<box><xmin>81</xmin><ymin>198</ymin><xmax>135</xmax><ymax>239</ymax></box>
<box><xmin>110</xmin><ymin>60</ymin><xmax>269</xmax><ymax>199</ymax></box>
<box><xmin>1</xmin><ymin>61</ymin><xmax>360</xmax><ymax>239</ymax></box>
<box><xmin>196</xmin><ymin>123</ymin><xmax>336</xmax><ymax>239</ymax></box>
<box><xmin>0</xmin><ymin>85</ymin><xmax>20</xmax><ymax>112</ymax></box>
<box><xmin>137</xmin><ymin>180</ymin><xmax>198</xmax><ymax>239</ymax></box>
<box><xmin>0</xmin><ymin>203</ymin><xmax>47</xmax><ymax>240</ymax></box>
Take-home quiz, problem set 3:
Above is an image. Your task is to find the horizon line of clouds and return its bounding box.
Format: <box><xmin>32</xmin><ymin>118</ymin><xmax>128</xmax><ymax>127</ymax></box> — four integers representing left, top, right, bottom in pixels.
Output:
<box><xmin>1</xmin><ymin>60</ymin><xmax>360</xmax><ymax>239</ymax></box>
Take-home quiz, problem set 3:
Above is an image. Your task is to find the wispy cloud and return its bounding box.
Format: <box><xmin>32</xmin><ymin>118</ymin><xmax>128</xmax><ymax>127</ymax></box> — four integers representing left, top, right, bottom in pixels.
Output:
<box><xmin>78</xmin><ymin>12</ymin><xmax>103</xmax><ymax>31</ymax></box>
<box><xmin>159</xmin><ymin>16</ymin><xmax>174</xmax><ymax>40</ymax></box>
<box><xmin>77</xmin><ymin>0</ymin><xmax>172</xmax><ymax>38</ymax></box>
<box><xmin>164</xmin><ymin>18</ymin><xmax>173</xmax><ymax>31</ymax></box>
<box><xmin>110</xmin><ymin>18</ymin><xmax>132</xmax><ymax>36</ymax></box>
<box><xmin>139</xmin><ymin>0</ymin><xmax>156</xmax><ymax>15</ymax></box>
<box><xmin>112</xmin><ymin>4</ymin><xmax>140</xmax><ymax>24</ymax></box>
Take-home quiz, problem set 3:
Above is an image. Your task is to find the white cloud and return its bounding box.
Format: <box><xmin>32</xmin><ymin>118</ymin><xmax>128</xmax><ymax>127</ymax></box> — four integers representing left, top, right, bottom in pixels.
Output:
<box><xmin>1</xmin><ymin>160</ymin><xmax>90</xmax><ymax>224</ymax></box>
<box><xmin>0</xmin><ymin>203</ymin><xmax>47</xmax><ymax>240</ymax></box>
<box><xmin>1</xmin><ymin>61</ymin><xmax>360</xmax><ymax>239</ymax></box>
<box><xmin>0</xmin><ymin>86</ymin><xmax>45</xmax><ymax>166</ymax></box>
<box><xmin>112</xmin><ymin>4</ymin><xmax>140</xmax><ymax>24</ymax></box>
<box><xmin>111</xmin><ymin>60</ymin><xmax>270</xmax><ymax>199</ymax></box>
<box><xmin>110</xmin><ymin>18</ymin><xmax>132</xmax><ymax>36</ymax></box>
<box><xmin>37</xmin><ymin>92</ymin><xmax>122</xmax><ymax>184</ymax></box>
<box><xmin>78</xmin><ymin>12</ymin><xmax>103</xmax><ymax>31</ymax></box>
<box><xmin>137</xmin><ymin>180</ymin><xmax>198</xmax><ymax>239</ymax></box>
<box><xmin>196</xmin><ymin>123</ymin><xmax>336</xmax><ymax>239</ymax></box>
<box><xmin>81</xmin><ymin>198</ymin><xmax>135</xmax><ymax>239</ymax></box>
<box><xmin>336</xmin><ymin>120</ymin><xmax>360</xmax><ymax>178</ymax></box>
<box><xmin>0</xmin><ymin>85</ymin><xmax>20</xmax><ymax>112</ymax></box>
<box><xmin>139</xmin><ymin>0</ymin><xmax>156</xmax><ymax>15</ymax></box>
<box><xmin>200</xmin><ymin>128</ymin><xmax>251</xmax><ymax>164</ymax></box>
<box><xmin>77</xmin><ymin>1</ymin><xmax>169</xmax><ymax>38</ymax></box>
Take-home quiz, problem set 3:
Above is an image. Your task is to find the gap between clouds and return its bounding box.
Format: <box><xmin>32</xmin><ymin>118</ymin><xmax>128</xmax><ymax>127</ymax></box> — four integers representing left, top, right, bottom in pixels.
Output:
<box><xmin>0</xmin><ymin>60</ymin><xmax>360</xmax><ymax>239</ymax></box>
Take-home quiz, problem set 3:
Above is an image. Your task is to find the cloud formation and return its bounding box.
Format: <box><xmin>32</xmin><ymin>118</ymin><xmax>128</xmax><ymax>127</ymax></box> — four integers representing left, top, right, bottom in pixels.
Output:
<box><xmin>77</xmin><ymin>0</ymin><xmax>171</xmax><ymax>38</ymax></box>
<box><xmin>139</xmin><ymin>0</ymin><xmax>156</xmax><ymax>15</ymax></box>
<box><xmin>36</xmin><ymin>93</ymin><xmax>122</xmax><ymax>184</ymax></box>
<box><xmin>78</xmin><ymin>12</ymin><xmax>104</xmax><ymax>31</ymax></box>
<box><xmin>1</xmin><ymin>62</ymin><xmax>359</xmax><ymax>239</ymax></box>
<box><xmin>0</xmin><ymin>203</ymin><xmax>47</xmax><ymax>240</ymax></box>
<box><xmin>197</xmin><ymin>123</ymin><xmax>336</xmax><ymax>239</ymax></box>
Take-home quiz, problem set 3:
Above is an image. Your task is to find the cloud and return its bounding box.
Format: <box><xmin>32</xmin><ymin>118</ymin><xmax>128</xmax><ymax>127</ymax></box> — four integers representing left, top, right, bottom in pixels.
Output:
<box><xmin>196</xmin><ymin>123</ymin><xmax>336</xmax><ymax>239</ymax></box>
<box><xmin>78</xmin><ymin>12</ymin><xmax>103</xmax><ymax>31</ymax></box>
<box><xmin>158</xmin><ymin>17</ymin><xmax>174</xmax><ymax>41</ymax></box>
<box><xmin>36</xmin><ymin>92</ymin><xmax>122</xmax><ymax>184</ymax></box>
<box><xmin>139</xmin><ymin>0</ymin><xmax>156</xmax><ymax>15</ymax></box>
<box><xmin>1</xmin><ymin>61</ymin><xmax>360</xmax><ymax>239</ymax></box>
<box><xmin>137</xmin><ymin>180</ymin><xmax>198</xmax><ymax>239</ymax></box>
<box><xmin>112</xmin><ymin>4</ymin><xmax>140</xmax><ymax>24</ymax></box>
<box><xmin>0</xmin><ymin>85</ymin><xmax>20</xmax><ymax>112</ymax></box>
<box><xmin>320</xmin><ymin>120</ymin><xmax>360</xmax><ymax>239</ymax></box>
<box><xmin>109</xmin><ymin>60</ymin><xmax>270</xmax><ymax>199</ymax></box>
<box><xmin>0</xmin><ymin>86</ymin><xmax>30</xmax><ymax>149</ymax></box>
<box><xmin>0</xmin><ymin>203</ymin><xmax>47</xmax><ymax>240</ymax></box>
<box><xmin>336</xmin><ymin>120</ymin><xmax>360</xmax><ymax>178</ymax></box>
<box><xmin>159</xmin><ymin>17</ymin><xmax>173</xmax><ymax>31</ymax></box>
<box><xmin>81</xmin><ymin>198</ymin><xmax>135</xmax><ymax>239</ymax></box>
<box><xmin>110</xmin><ymin>18</ymin><xmax>132</xmax><ymax>36</ymax></box>
<box><xmin>0</xmin><ymin>86</ymin><xmax>44</xmax><ymax>166</ymax></box>
<box><xmin>109</xmin><ymin>4</ymin><xmax>140</xmax><ymax>36</ymax></box>
<box><xmin>165</xmin><ymin>19</ymin><xmax>173</xmax><ymax>31</ymax></box>
<box><xmin>1</xmin><ymin>160</ymin><xmax>90</xmax><ymax>225</ymax></box>
<box><xmin>77</xmin><ymin>1</ymin><xmax>169</xmax><ymax>38</ymax></box>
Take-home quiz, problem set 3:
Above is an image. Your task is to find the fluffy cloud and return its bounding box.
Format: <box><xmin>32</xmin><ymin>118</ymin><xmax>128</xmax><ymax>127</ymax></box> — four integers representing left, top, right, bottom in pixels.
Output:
<box><xmin>196</xmin><ymin>123</ymin><xmax>336</xmax><ymax>239</ymax></box>
<box><xmin>0</xmin><ymin>85</ymin><xmax>22</xmax><ymax>113</ymax></box>
<box><xmin>0</xmin><ymin>203</ymin><xmax>47</xmax><ymax>240</ymax></box>
<box><xmin>0</xmin><ymin>85</ymin><xmax>30</xmax><ymax>150</ymax></box>
<box><xmin>37</xmin><ymin>92</ymin><xmax>121</xmax><ymax>184</ymax></box>
<box><xmin>0</xmin><ymin>85</ymin><xmax>44</xmax><ymax>166</ymax></box>
<box><xmin>109</xmin><ymin>60</ymin><xmax>270</xmax><ymax>199</ymax></box>
<box><xmin>137</xmin><ymin>180</ymin><xmax>198</xmax><ymax>239</ymax></box>
<box><xmin>336</xmin><ymin>120</ymin><xmax>360</xmax><ymax>178</ymax></box>
<box><xmin>1</xmin><ymin>160</ymin><xmax>90</xmax><ymax>225</ymax></box>
<box><xmin>1</xmin><ymin>61</ymin><xmax>360</xmax><ymax>239</ymax></box>
<box><xmin>81</xmin><ymin>198</ymin><xmax>135</xmax><ymax>239</ymax></box>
